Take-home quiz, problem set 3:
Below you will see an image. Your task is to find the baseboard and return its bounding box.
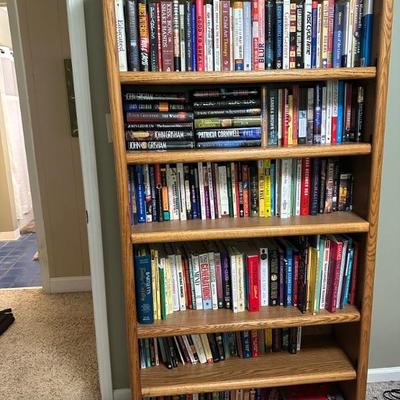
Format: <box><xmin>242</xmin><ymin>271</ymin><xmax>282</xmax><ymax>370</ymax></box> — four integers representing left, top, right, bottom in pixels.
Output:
<box><xmin>114</xmin><ymin>388</ymin><xmax>131</xmax><ymax>400</ymax></box>
<box><xmin>49</xmin><ymin>276</ymin><xmax>91</xmax><ymax>293</ymax></box>
<box><xmin>0</xmin><ymin>228</ymin><xmax>20</xmax><ymax>241</ymax></box>
<box><xmin>368</xmin><ymin>367</ymin><xmax>400</xmax><ymax>383</ymax></box>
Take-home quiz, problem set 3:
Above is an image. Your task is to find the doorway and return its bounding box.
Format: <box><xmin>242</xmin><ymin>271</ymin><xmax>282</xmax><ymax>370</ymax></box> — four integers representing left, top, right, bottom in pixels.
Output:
<box><xmin>0</xmin><ymin>6</ymin><xmax>41</xmax><ymax>288</ymax></box>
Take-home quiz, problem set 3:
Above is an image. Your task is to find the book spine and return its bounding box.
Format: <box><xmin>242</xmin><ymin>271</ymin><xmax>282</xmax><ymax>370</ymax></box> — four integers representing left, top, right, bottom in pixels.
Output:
<box><xmin>205</xmin><ymin>0</ymin><xmax>214</xmax><ymax>71</ymax></box>
<box><xmin>161</xmin><ymin>1</ymin><xmax>174</xmax><ymax>71</ymax></box>
<box><xmin>221</xmin><ymin>251</ymin><xmax>231</xmax><ymax>309</ymax></box>
<box><xmin>208</xmin><ymin>252</ymin><xmax>219</xmax><ymax>310</ymax></box>
<box><xmin>247</xmin><ymin>255</ymin><xmax>260</xmax><ymax>311</ymax></box>
<box><xmin>311</xmin><ymin>0</ymin><xmax>318</xmax><ymax>68</ymax></box>
<box><xmin>265</xmin><ymin>0</ymin><xmax>274</xmax><ymax>69</ymax></box>
<box><xmin>221</xmin><ymin>0</ymin><xmax>231</xmax><ymax>71</ymax></box>
<box><xmin>251</xmin><ymin>0</ymin><xmax>259</xmax><ymax>70</ymax></box>
<box><xmin>143</xmin><ymin>165</ymin><xmax>152</xmax><ymax>222</ymax></box>
<box><xmin>199</xmin><ymin>253</ymin><xmax>212</xmax><ymax>309</ymax></box>
<box><xmin>138</xmin><ymin>0</ymin><xmax>150</xmax><ymax>71</ymax></box>
<box><xmin>300</xmin><ymin>157</ymin><xmax>311</xmax><ymax>215</ymax></box>
<box><xmin>259</xmin><ymin>246</ymin><xmax>269</xmax><ymax>306</ymax></box>
<box><xmin>257</xmin><ymin>0</ymin><xmax>265</xmax><ymax>70</ymax></box>
<box><xmin>282</xmin><ymin>0</ymin><xmax>290</xmax><ymax>69</ymax></box>
<box><xmin>280</xmin><ymin>159</ymin><xmax>292</xmax><ymax>219</ymax></box>
<box><xmin>172</xmin><ymin>0</ymin><xmax>181</xmax><ymax>70</ymax></box>
<box><xmin>303</xmin><ymin>0</ymin><xmax>312</xmax><ymax>68</ymax></box>
<box><xmin>135</xmin><ymin>255</ymin><xmax>154</xmax><ymax>323</ymax></box>
<box><xmin>243</xmin><ymin>0</ymin><xmax>252</xmax><ymax>71</ymax></box>
<box><xmin>149</xmin><ymin>165</ymin><xmax>158</xmax><ymax>222</ymax></box>
<box><xmin>148</xmin><ymin>2</ymin><xmax>159</xmax><ymax>71</ymax></box>
<box><xmin>115</xmin><ymin>0</ymin><xmax>128</xmax><ymax>71</ymax></box>
<box><xmin>313</xmin><ymin>84</ymin><xmax>322</xmax><ymax>144</ymax></box>
<box><xmin>233</xmin><ymin>1</ymin><xmax>244</xmax><ymax>70</ymax></box>
<box><xmin>185</xmin><ymin>0</ymin><xmax>193</xmax><ymax>70</ymax></box>
<box><xmin>213</xmin><ymin>0</ymin><xmax>222</xmax><ymax>71</ymax></box>
<box><xmin>179</xmin><ymin>2</ymin><xmax>186</xmax><ymax>71</ymax></box>
<box><xmin>269</xmin><ymin>249</ymin><xmax>279</xmax><ymax>306</ymax></box>
<box><xmin>289</xmin><ymin>2</ymin><xmax>297</xmax><ymax>69</ymax></box>
<box><xmin>275</xmin><ymin>0</ymin><xmax>283</xmax><ymax>69</ymax></box>
<box><xmin>134</xmin><ymin>165</ymin><xmax>147</xmax><ymax>223</ymax></box>
<box><xmin>316</xmin><ymin>3</ymin><xmax>322</xmax><ymax>68</ymax></box>
<box><xmin>295</xmin><ymin>1</ymin><xmax>304</xmax><ymax>69</ymax></box>
<box><xmin>126</xmin><ymin>0</ymin><xmax>141</xmax><ymax>71</ymax></box>
<box><xmin>196</xmin><ymin>0</ymin><xmax>205</xmax><ymax>71</ymax></box>
<box><xmin>360</xmin><ymin>0</ymin><xmax>373</xmax><ymax>66</ymax></box>
<box><xmin>191</xmin><ymin>2</ymin><xmax>197</xmax><ymax>70</ymax></box>
<box><xmin>333</xmin><ymin>2</ymin><xmax>344</xmax><ymax>68</ymax></box>
<box><xmin>306</xmin><ymin>87</ymin><xmax>314</xmax><ymax>144</ymax></box>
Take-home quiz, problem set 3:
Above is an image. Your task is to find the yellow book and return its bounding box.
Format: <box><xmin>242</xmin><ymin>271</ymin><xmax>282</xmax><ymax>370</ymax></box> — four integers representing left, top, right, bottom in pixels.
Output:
<box><xmin>264</xmin><ymin>160</ymin><xmax>272</xmax><ymax>217</ymax></box>
<box><xmin>307</xmin><ymin>245</ymin><xmax>319</xmax><ymax>314</ymax></box>
<box><xmin>150</xmin><ymin>248</ymin><xmax>159</xmax><ymax>320</ymax></box>
<box><xmin>164</xmin><ymin>257</ymin><xmax>173</xmax><ymax>315</ymax></box>
<box><xmin>288</xmin><ymin>94</ymin><xmax>294</xmax><ymax>145</ymax></box>
<box><xmin>200</xmin><ymin>333</ymin><xmax>213</xmax><ymax>364</ymax></box>
<box><xmin>264</xmin><ymin>328</ymin><xmax>273</xmax><ymax>352</ymax></box>
<box><xmin>258</xmin><ymin>160</ymin><xmax>265</xmax><ymax>217</ymax></box>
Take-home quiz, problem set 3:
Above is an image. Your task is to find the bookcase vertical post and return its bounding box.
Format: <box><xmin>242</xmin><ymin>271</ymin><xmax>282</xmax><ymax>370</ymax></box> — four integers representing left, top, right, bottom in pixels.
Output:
<box><xmin>356</xmin><ymin>1</ymin><xmax>393</xmax><ymax>399</ymax></box>
<box><xmin>103</xmin><ymin>1</ymin><xmax>141</xmax><ymax>399</ymax></box>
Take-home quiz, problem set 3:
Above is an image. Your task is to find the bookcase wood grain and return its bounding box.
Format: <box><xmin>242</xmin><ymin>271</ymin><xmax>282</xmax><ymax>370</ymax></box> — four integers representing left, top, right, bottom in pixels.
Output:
<box><xmin>102</xmin><ymin>1</ymin><xmax>393</xmax><ymax>399</ymax></box>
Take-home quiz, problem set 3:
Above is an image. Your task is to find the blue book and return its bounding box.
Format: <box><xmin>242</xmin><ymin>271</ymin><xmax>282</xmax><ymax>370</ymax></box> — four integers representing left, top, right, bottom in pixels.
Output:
<box><xmin>196</xmin><ymin>127</ymin><xmax>262</xmax><ymax>141</ymax></box>
<box><xmin>196</xmin><ymin>139</ymin><xmax>261</xmax><ymax>149</ymax></box>
<box><xmin>191</xmin><ymin>3</ymin><xmax>197</xmax><ymax>71</ymax></box>
<box><xmin>135</xmin><ymin>254</ymin><xmax>154</xmax><ymax>324</ymax></box>
<box><xmin>275</xmin><ymin>0</ymin><xmax>283</xmax><ymax>69</ymax></box>
<box><xmin>342</xmin><ymin>245</ymin><xmax>355</xmax><ymax>306</ymax></box>
<box><xmin>241</xmin><ymin>331</ymin><xmax>252</xmax><ymax>358</ymax></box>
<box><xmin>243</xmin><ymin>1</ymin><xmax>252</xmax><ymax>70</ymax></box>
<box><xmin>128</xmin><ymin>167</ymin><xmax>135</xmax><ymax>225</ymax></box>
<box><xmin>148</xmin><ymin>165</ymin><xmax>158</xmax><ymax>222</ymax></box>
<box><xmin>265</xmin><ymin>0</ymin><xmax>275</xmax><ymax>69</ymax></box>
<box><xmin>333</xmin><ymin>3</ymin><xmax>345</xmax><ymax>68</ymax></box>
<box><xmin>337</xmin><ymin>81</ymin><xmax>345</xmax><ymax>144</ymax></box>
<box><xmin>360</xmin><ymin>0</ymin><xmax>374</xmax><ymax>66</ymax></box>
<box><xmin>185</xmin><ymin>1</ymin><xmax>193</xmax><ymax>70</ymax></box>
<box><xmin>271</xmin><ymin>160</ymin><xmax>276</xmax><ymax>216</ymax></box>
<box><xmin>278</xmin><ymin>240</ymin><xmax>294</xmax><ymax>307</ymax></box>
<box><xmin>134</xmin><ymin>165</ymin><xmax>146</xmax><ymax>223</ymax></box>
<box><xmin>311</xmin><ymin>3</ymin><xmax>318</xmax><ymax>68</ymax></box>
<box><xmin>189</xmin><ymin>165</ymin><xmax>199</xmax><ymax>219</ymax></box>
<box><xmin>313</xmin><ymin>84</ymin><xmax>322</xmax><ymax>144</ymax></box>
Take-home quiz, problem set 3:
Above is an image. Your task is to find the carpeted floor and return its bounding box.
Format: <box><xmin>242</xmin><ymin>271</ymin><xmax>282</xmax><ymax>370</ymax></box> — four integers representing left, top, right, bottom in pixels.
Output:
<box><xmin>0</xmin><ymin>288</ymin><xmax>100</xmax><ymax>400</ymax></box>
<box><xmin>367</xmin><ymin>381</ymin><xmax>400</xmax><ymax>399</ymax></box>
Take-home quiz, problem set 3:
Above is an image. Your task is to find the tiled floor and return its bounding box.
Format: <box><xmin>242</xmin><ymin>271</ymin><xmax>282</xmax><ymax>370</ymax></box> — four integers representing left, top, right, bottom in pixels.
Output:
<box><xmin>0</xmin><ymin>233</ymin><xmax>41</xmax><ymax>288</ymax></box>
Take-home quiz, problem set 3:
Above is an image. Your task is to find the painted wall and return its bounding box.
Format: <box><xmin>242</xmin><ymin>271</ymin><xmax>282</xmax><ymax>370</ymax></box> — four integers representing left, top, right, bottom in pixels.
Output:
<box><xmin>369</xmin><ymin>0</ymin><xmax>400</xmax><ymax>369</ymax></box>
<box><xmin>0</xmin><ymin>7</ymin><xmax>12</xmax><ymax>48</ymax></box>
<box><xmin>83</xmin><ymin>0</ymin><xmax>400</xmax><ymax>390</ymax></box>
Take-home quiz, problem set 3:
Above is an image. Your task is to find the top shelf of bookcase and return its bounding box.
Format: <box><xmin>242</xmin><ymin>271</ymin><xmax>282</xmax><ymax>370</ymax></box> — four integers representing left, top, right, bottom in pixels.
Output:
<box><xmin>119</xmin><ymin>67</ymin><xmax>376</xmax><ymax>86</ymax></box>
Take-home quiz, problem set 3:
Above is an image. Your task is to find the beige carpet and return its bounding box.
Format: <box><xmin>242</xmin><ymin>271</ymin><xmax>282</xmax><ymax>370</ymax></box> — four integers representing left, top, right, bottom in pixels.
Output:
<box><xmin>0</xmin><ymin>289</ymin><xmax>100</xmax><ymax>400</ymax></box>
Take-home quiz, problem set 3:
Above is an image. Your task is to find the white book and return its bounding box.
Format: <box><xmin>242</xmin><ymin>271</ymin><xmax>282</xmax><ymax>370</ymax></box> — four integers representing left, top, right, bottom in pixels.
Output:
<box><xmin>275</xmin><ymin>159</ymin><xmax>281</xmax><ymax>216</ymax></box>
<box><xmin>316</xmin><ymin>3</ymin><xmax>322</xmax><ymax>68</ymax></box>
<box><xmin>295</xmin><ymin>159</ymin><xmax>302</xmax><ymax>216</ymax></box>
<box><xmin>173</xmin><ymin>336</ymin><xmax>186</xmax><ymax>365</ymax></box>
<box><xmin>277</xmin><ymin>89</ymin><xmax>283</xmax><ymax>145</ymax></box>
<box><xmin>175</xmin><ymin>252</ymin><xmax>186</xmax><ymax>311</ymax></box>
<box><xmin>233</xmin><ymin>1</ymin><xmax>244</xmax><ymax>69</ymax></box>
<box><xmin>184</xmin><ymin>166</ymin><xmax>192</xmax><ymax>219</ymax></box>
<box><xmin>280</xmin><ymin>159</ymin><xmax>292</xmax><ymax>219</ymax></box>
<box><xmin>336</xmin><ymin>239</ymin><xmax>349</xmax><ymax>309</ymax></box>
<box><xmin>213</xmin><ymin>0</ymin><xmax>222</xmax><ymax>71</ymax></box>
<box><xmin>298</xmin><ymin>99</ymin><xmax>307</xmax><ymax>144</ymax></box>
<box><xmin>243</xmin><ymin>0</ymin><xmax>252</xmax><ymax>70</ymax></box>
<box><xmin>208</xmin><ymin>251</ymin><xmax>219</xmax><ymax>310</ymax></box>
<box><xmin>321</xmin><ymin>0</ymin><xmax>329</xmax><ymax>68</ymax></box>
<box><xmin>163</xmin><ymin>256</ymin><xmax>173</xmax><ymax>315</ymax></box>
<box><xmin>258</xmin><ymin>243</ymin><xmax>269</xmax><ymax>306</ymax></box>
<box><xmin>193</xmin><ymin>394</ymin><xmax>199</xmax><ymax>400</ymax></box>
<box><xmin>182</xmin><ymin>335</ymin><xmax>197</xmax><ymax>364</ymax></box>
<box><xmin>230</xmin><ymin>5</ymin><xmax>234</xmax><ymax>70</ymax></box>
<box><xmin>214</xmin><ymin>163</ymin><xmax>221</xmax><ymax>218</ymax></box>
<box><xmin>227</xmin><ymin>246</ymin><xmax>238</xmax><ymax>312</ymax></box>
<box><xmin>282</xmin><ymin>0</ymin><xmax>291</xmax><ymax>69</ymax></box>
<box><xmin>143</xmin><ymin>165</ymin><xmax>152</xmax><ymax>222</ymax></box>
<box><xmin>303</xmin><ymin>0</ymin><xmax>313</xmax><ymax>68</ymax></box>
<box><xmin>207</xmin><ymin>162</ymin><xmax>216</xmax><ymax>219</ymax></box>
<box><xmin>197</xmin><ymin>162</ymin><xmax>207</xmax><ymax>220</ymax></box>
<box><xmin>230</xmin><ymin>162</ymin><xmax>238</xmax><ymax>218</ymax></box>
<box><xmin>297</xmin><ymin>327</ymin><xmax>302</xmax><ymax>351</ymax></box>
<box><xmin>191</xmin><ymin>254</ymin><xmax>204</xmax><ymax>310</ymax></box>
<box><xmin>166</xmin><ymin>165</ymin><xmax>179</xmax><ymax>220</ymax></box>
<box><xmin>179</xmin><ymin>3</ymin><xmax>186</xmax><ymax>71</ymax></box>
<box><xmin>218</xmin><ymin>165</ymin><xmax>230</xmax><ymax>217</ymax></box>
<box><xmin>168</xmin><ymin>252</ymin><xmax>180</xmax><ymax>312</ymax></box>
<box><xmin>114</xmin><ymin>0</ymin><xmax>128</xmax><ymax>71</ymax></box>
<box><xmin>158</xmin><ymin>256</ymin><xmax>167</xmax><ymax>314</ymax></box>
<box><xmin>191</xmin><ymin>334</ymin><xmax>207</xmax><ymax>364</ymax></box>
<box><xmin>236</xmin><ymin>253</ymin><xmax>245</xmax><ymax>312</ymax></box>
<box><xmin>326</xmin><ymin>81</ymin><xmax>333</xmax><ymax>144</ymax></box>
<box><xmin>347</xmin><ymin>0</ymin><xmax>355</xmax><ymax>67</ymax></box>
<box><xmin>176</xmin><ymin>163</ymin><xmax>187</xmax><ymax>221</ymax></box>
<box><xmin>205</xmin><ymin>2</ymin><xmax>214</xmax><ymax>71</ymax></box>
<box><xmin>321</xmin><ymin>86</ymin><xmax>327</xmax><ymax>144</ymax></box>
<box><xmin>319</xmin><ymin>240</ymin><xmax>331</xmax><ymax>309</ymax></box>
<box><xmin>332</xmin><ymin>80</ymin><xmax>339</xmax><ymax>144</ymax></box>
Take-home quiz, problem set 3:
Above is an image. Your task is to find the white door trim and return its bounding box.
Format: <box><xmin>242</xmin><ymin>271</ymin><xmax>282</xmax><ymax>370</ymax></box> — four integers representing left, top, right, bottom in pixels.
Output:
<box><xmin>66</xmin><ymin>1</ymin><xmax>113</xmax><ymax>399</ymax></box>
<box><xmin>5</xmin><ymin>0</ymin><xmax>50</xmax><ymax>292</ymax></box>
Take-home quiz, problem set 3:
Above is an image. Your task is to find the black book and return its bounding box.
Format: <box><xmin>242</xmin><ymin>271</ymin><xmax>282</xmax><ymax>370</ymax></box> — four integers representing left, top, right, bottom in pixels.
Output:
<box><xmin>207</xmin><ymin>334</ymin><xmax>220</xmax><ymax>362</ymax></box>
<box><xmin>332</xmin><ymin>158</ymin><xmax>340</xmax><ymax>212</ymax></box>
<box><xmin>297</xmin><ymin>236</ymin><xmax>309</xmax><ymax>313</ymax></box>
<box><xmin>193</xmin><ymin>99</ymin><xmax>261</xmax><ymax>110</ymax></box>
<box><xmin>310</xmin><ymin>158</ymin><xmax>321</xmax><ymax>215</ymax></box>
<box><xmin>268</xmin><ymin>244</ymin><xmax>279</xmax><ymax>307</ymax></box>
<box><xmin>313</xmin><ymin>84</ymin><xmax>322</xmax><ymax>144</ymax></box>
<box><xmin>355</xmin><ymin>86</ymin><xmax>364</xmax><ymax>142</ymax></box>
<box><xmin>265</xmin><ymin>0</ymin><xmax>275</xmax><ymax>69</ymax></box>
<box><xmin>127</xmin><ymin>141</ymin><xmax>195</xmax><ymax>151</ymax></box>
<box><xmin>166</xmin><ymin>336</ymin><xmax>178</xmax><ymax>367</ymax></box>
<box><xmin>298</xmin><ymin>87</ymin><xmax>308</xmax><ymax>145</ymax></box>
<box><xmin>194</xmin><ymin>108</ymin><xmax>262</xmax><ymax>118</ymax></box>
<box><xmin>249</xmin><ymin>163</ymin><xmax>258</xmax><ymax>217</ymax></box>
<box><xmin>126</xmin><ymin>130</ymin><xmax>194</xmax><ymax>141</ymax></box>
<box><xmin>318</xmin><ymin>159</ymin><xmax>327</xmax><ymax>214</ymax></box>
<box><xmin>158</xmin><ymin>337</ymin><xmax>172</xmax><ymax>368</ymax></box>
<box><xmin>148</xmin><ymin>1</ymin><xmax>159</xmax><ymax>71</ymax></box>
<box><xmin>149</xmin><ymin>165</ymin><xmax>157</xmax><ymax>222</ymax></box>
<box><xmin>149</xmin><ymin>338</ymin><xmax>156</xmax><ymax>366</ymax></box>
<box><xmin>272</xmin><ymin>329</ymin><xmax>281</xmax><ymax>352</ymax></box>
<box><xmin>126</xmin><ymin>122</ymin><xmax>194</xmax><ymax>130</ymax></box>
<box><xmin>295</xmin><ymin>1</ymin><xmax>304</xmax><ymax>68</ymax></box>
<box><xmin>125</xmin><ymin>0</ymin><xmax>140</xmax><ymax>71</ymax></box>
<box><xmin>176</xmin><ymin>335</ymin><xmax>191</xmax><ymax>363</ymax></box>
<box><xmin>281</xmin><ymin>328</ymin><xmax>289</xmax><ymax>352</ymax></box>
<box><xmin>215</xmin><ymin>333</ymin><xmax>225</xmax><ymax>361</ymax></box>
<box><xmin>185</xmin><ymin>0</ymin><xmax>193</xmax><ymax>71</ymax></box>
<box><xmin>288</xmin><ymin>327</ymin><xmax>298</xmax><ymax>354</ymax></box>
<box><xmin>154</xmin><ymin>165</ymin><xmax>163</xmax><ymax>222</ymax></box>
<box><xmin>241</xmin><ymin>331</ymin><xmax>251</xmax><ymax>358</ymax></box>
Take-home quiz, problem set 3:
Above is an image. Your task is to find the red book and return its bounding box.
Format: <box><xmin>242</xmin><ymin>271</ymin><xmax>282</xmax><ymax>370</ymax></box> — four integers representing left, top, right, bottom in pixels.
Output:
<box><xmin>247</xmin><ymin>254</ymin><xmax>260</xmax><ymax>312</ymax></box>
<box><xmin>156</xmin><ymin>2</ymin><xmax>163</xmax><ymax>70</ymax></box>
<box><xmin>345</xmin><ymin>83</ymin><xmax>353</xmax><ymax>140</ymax></box>
<box><xmin>160</xmin><ymin>1</ymin><xmax>174</xmax><ymax>71</ymax></box>
<box><xmin>199</xmin><ymin>252</ymin><xmax>212</xmax><ymax>309</ymax></box>
<box><xmin>293</xmin><ymin>253</ymin><xmax>299</xmax><ymax>307</ymax></box>
<box><xmin>251</xmin><ymin>0</ymin><xmax>259</xmax><ymax>70</ymax></box>
<box><xmin>195</xmin><ymin>0</ymin><xmax>205</xmax><ymax>71</ymax></box>
<box><xmin>221</xmin><ymin>1</ymin><xmax>231</xmax><ymax>71</ymax></box>
<box><xmin>242</xmin><ymin>163</ymin><xmax>250</xmax><ymax>217</ymax></box>
<box><xmin>250</xmin><ymin>330</ymin><xmax>259</xmax><ymax>357</ymax></box>
<box><xmin>235</xmin><ymin>331</ymin><xmax>244</xmax><ymax>358</ymax></box>
<box><xmin>326</xmin><ymin>237</ymin><xmax>344</xmax><ymax>313</ymax></box>
<box><xmin>300</xmin><ymin>158</ymin><xmax>311</xmax><ymax>215</ymax></box>
<box><xmin>283</xmin><ymin>88</ymin><xmax>289</xmax><ymax>146</ymax></box>
<box><xmin>138</xmin><ymin>0</ymin><xmax>150</xmax><ymax>71</ymax></box>
<box><xmin>327</xmin><ymin>0</ymin><xmax>335</xmax><ymax>68</ymax></box>
<box><xmin>234</xmin><ymin>163</ymin><xmax>240</xmax><ymax>217</ymax></box>
<box><xmin>292</xmin><ymin>85</ymin><xmax>299</xmax><ymax>144</ymax></box>
<box><xmin>182</xmin><ymin>255</ymin><xmax>192</xmax><ymax>309</ymax></box>
<box><xmin>214</xmin><ymin>252</ymin><xmax>224</xmax><ymax>309</ymax></box>
<box><xmin>349</xmin><ymin>243</ymin><xmax>359</xmax><ymax>305</ymax></box>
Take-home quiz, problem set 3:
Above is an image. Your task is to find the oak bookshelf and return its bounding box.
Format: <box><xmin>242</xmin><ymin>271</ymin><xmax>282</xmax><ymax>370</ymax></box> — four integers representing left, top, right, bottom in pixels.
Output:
<box><xmin>103</xmin><ymin>1</ymin><xmax>393</xmax><ymax>399</ymax></box>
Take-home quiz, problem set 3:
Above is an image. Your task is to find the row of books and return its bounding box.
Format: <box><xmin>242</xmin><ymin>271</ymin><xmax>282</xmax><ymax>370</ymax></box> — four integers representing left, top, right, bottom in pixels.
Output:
<box><xmin>142</xmin><ymin>384</ymin><xmax>345</xmax><ymax>400</ymax></box>
<box><xmin>115</xmin><ymin>0</ymin><xmax>374</xmax><ymax>72</ymax></box>
<box><xmin>139</xmin><ymin>327</ymin><xmax>302</xmax><ymax>369</ymax></box>
<box><xmin>128</xmin><ymin>158</ymin><xmax>353</xmax><ymax>225</ymax></box>
<box><xmin>135</xmin><ymin>235</ymin><xmax>358</xmax><ymax>323</ymax></box>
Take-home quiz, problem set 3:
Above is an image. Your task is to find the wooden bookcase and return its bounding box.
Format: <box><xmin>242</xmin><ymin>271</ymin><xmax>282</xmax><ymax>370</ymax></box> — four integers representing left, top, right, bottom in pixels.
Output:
<box><xmin>102</xmin><ymin>1</ymin><xmax>393</xmax><ymax>399</ymax></box>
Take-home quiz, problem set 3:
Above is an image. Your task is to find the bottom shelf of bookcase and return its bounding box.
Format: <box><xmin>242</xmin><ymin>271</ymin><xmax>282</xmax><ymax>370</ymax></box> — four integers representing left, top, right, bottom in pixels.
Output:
<box><xmin>140</xmin><ymin>340</ymin><xmax>356</xmax><ymax>396</ymax></box>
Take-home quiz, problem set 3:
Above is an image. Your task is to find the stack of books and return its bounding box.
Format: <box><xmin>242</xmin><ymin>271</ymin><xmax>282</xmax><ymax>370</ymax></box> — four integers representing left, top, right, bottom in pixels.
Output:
<box><xmin>142</xmin><ymin>385</ymin><xmax>345</xmax><ymax>400</ymax></box>
<box><xmin>128</xmin><ymin>158</ymin><xmax>353</xmax><ymax>225</ymax></box>
<box><xmin>266</xmin><ymin>81</ymin><xmax>364</xmax><ymax>146</ymax></box>
<box><xmin>115</xmin><ymin>0</ymin><xmax>374</xmax><ymax>72</ymax></box>
<box><xmin>139</xmin><ymin>327</ymin><xmax>302</xmax><ymax>369</ymax></box>
<box><xmin>124</xmin><ymin>91</ymin><xmax>195</xmax><ymax>150</ymax></box>
<box><xmin>134</xmin><ymin>235</ymin><xmax>358</xmax><ymax>323</ymax></box>
<box><xmin>193</xmin><ymin>88</ymin><xmax>263</xmax><ymax>148</ymax></box>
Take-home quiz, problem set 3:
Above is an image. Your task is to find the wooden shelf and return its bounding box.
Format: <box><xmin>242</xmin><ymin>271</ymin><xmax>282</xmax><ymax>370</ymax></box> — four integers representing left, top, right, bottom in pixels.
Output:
<box><xmin>140</xmin><ymin>341</ymin><xmax>356</xmax><ymax>396</ymax></box>
<box><xmin>126</xmin><ymin>143</ymin><xmax>372</xmax><ymax>165</ymax></box>
<box><xmin>131</xmin><ymin>212</ymin><xmax>369</xmax><ymax>244</ymax></box>
<box><xmin>137</xmin><ymin>305</ymin><xmax>360</xmax><ymax>339</ymax></box>
<box><xmin>120</xmin><ymin>67</ymin><xmax>376</xmax><ymax>85</ymax></box>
